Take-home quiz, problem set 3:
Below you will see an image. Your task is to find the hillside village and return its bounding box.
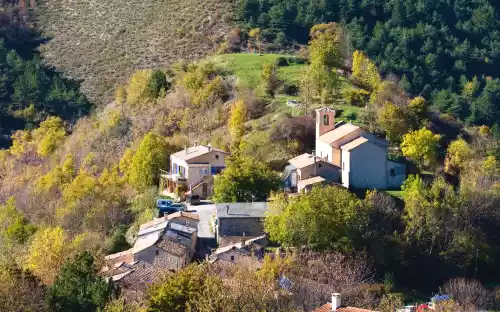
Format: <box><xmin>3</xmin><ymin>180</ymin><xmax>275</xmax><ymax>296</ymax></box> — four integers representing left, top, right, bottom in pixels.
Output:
<box><xmin>1</xmin><ymin>1</ymin><xmax>500</xmax><ymax>312</ymax></box>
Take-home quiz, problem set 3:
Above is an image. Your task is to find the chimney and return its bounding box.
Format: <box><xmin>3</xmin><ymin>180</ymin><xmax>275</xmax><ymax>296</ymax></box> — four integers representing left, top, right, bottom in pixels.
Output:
<box><xmin>226</xmin><ymin>204</ymin><xmax>230</xmax><ymax>215</ymax></box>
<box><xmin>207</xmin><ymin>143</ymin><xmax>212</xmax><ymax>151</ymax></box>
<box><xmin>240</xmin><ymin>233</ymin><xmax>246</xmax><ymax>248</ymax></box>
<box><xmin>185</xmin><ymin>145</ymin><xmax>188</xmax><ymax>154</ymax></box>
<box><xmin>313</xmin><ymin>154</ymin><xmax>317</xmax><ymax>176</ymax></box>
<box><xmin>331</xmin><ymin>293</ymin><xmax>341</xmax><ymax>311</ymax></box>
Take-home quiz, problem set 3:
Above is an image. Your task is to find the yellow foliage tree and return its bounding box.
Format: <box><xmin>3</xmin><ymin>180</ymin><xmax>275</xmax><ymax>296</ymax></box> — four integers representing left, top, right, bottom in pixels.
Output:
<box><xmin>24</xmin><ymin>226</ymin><xmax>68</xmax><ymax>285</ymax></box>
<box><xmin>119</xmin><ymin>148</ymin><xmax>135</xmax><ymax>179</ymax></box>
<box><xmin>125</xmin><ymin>70</ymin><xmax>153</xmax><ymax>106</ymax></box>
<box><xmin>352</xmin><ymin>50</ymin><xmax>381</xmax><ymax>90</ymax></box>
<box><xmin>32</xmin><ymin>116</ymin><xmax>66</xmax><ymax>157</ymax></box>
<box><xmin>36</xmin><ymin>155</ymin><xmax>75</xmax><ymax>193</ymax></box>
<box><xmin>62</xmin><ymin>171</ymin><xmax>98</xmax><ymax>205</ymax></box>
<box><xmin>115</xmin><ymin>85</ymin><xmax>127</xmax><ymax>105</ymax></box>
<box><xmin>408</xmin><ymin>96</ymin><xmax>427</xmax><ymax>121</ymax></box>
<box><xmin>248</xmin><ymin>28</ymin><xmax>262</xmax><ymax>53</ymax></box>
<box><xmin>228</xmin><ymin>100</ymin><xmax>247</xmax><ymax>150</ymax></box>
<box><xmin>9</xmin><ymin>130</ymin><xmax>31</xmax><ymax>156</ymax></box>
<box><xmin>192</xmin><ymin>76</ymin><xmax>226</xmax><ymax>107</ymax></box>
<box><xmin>444</xmin><ymin>139</ymin><xmax>472</xmax><ymax>175</ymax></box>
<box><xmin>401</xmin><ymin>128</ymin><xmax>441</xmax><ymax>168</ymax></box>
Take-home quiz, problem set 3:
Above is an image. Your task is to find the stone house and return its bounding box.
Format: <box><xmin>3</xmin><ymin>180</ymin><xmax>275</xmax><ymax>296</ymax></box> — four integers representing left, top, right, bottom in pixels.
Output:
<box><xmin>283</xmin><ymin>108</ymin><xmax>406</xmax><ymax>191</ymax></box>
<box><xmin>209</xmin><ymin>235</ymin><xmax>266</xmax><ymax>265</ymax></box>
<box><xmin>215</xmin><ymin>202</ymin><xmax>268</xmax><ymax>246</ymax></box>
<box><xmin>105</xmin><ymin>213</ymin><xmax>198</xmax><ymax>269</ymax></box>
<box><xmin>159</xmin><ymin>144</ymin><xmax>230</xmax><ymax>199</ymax></box>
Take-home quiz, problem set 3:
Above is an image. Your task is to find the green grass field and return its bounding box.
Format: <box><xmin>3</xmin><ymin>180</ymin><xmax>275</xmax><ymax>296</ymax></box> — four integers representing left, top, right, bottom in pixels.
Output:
<box><xmin>207</xmin><ymin>53</ymin><xmax>364</xmax><ymax>123</ymax></box>
<box><xmin>208</xmin><ymin>53</ymin><xmax>307</xmax><ymax>88</ymax></box>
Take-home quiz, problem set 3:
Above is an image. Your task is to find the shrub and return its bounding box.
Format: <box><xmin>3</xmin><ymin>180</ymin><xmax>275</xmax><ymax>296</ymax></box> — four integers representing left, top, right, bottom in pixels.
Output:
<box><xmin>275</xmin><ymin>57</ymin><xmax>289</xmax><ymax>67</ymax></box>
<box><xmin>344</xmin><ymin>88</ymin><xmax>371</xmax><ymax>106</ymax></box>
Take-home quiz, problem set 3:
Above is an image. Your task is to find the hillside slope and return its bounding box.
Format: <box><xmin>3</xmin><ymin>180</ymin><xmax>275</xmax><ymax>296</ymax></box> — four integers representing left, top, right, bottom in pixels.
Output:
<box><xmin>36</xmin><ymin>0</ymin><xmax>236</xmax><ymax>103</ymax></box>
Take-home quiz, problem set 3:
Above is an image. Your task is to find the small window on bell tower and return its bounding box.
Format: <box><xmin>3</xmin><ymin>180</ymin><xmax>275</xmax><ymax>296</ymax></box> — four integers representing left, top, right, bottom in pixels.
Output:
<box><xmin>323</xmin><ymin>114</ymin><xmax>329</xmax><ymax>125</ymax></box>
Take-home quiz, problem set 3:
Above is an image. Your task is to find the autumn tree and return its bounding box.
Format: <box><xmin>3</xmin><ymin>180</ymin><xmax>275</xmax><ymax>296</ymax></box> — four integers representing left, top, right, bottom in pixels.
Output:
<box><xmin>352</xmin><ymin>50</ymin><xmax>381</xmax><ymax>91</ymax></box>
<box><xmin>125</xmin><ymin>70</ymin><xmax>153</xmax><ymax>106</ymax></box>
<box><xmin>128</xmin><ymin>132</ymin><xmax>171</xmax><ymax>190</ymax></box>
<box><xmin>228</xmin><ymin>100</ymin><xmax>247</xmax><ymax>150</ymax></box>
<box><xmin>212</xmin><ymin>156</ymin><xmax>281</xmax><ymax>203</ymax></box>
<box><xmin>248</xmin><ymin>28</ymin><xmax>262</xmax><ymax>53</ymax></box>
<box><xmin>0</xmin><ymin>197</ymin><xmax>36</xmax><ymax>247</ymax></box>
<box><xmin>32</xmin><ymin>116</ymin><xmax>67</xmax><ymax>157</ymax></box>
<box><xmin>408</xmin><ymin>96</ymin><xmax>427</xmax><ymax>123</ymax></box>
<box><xmin>260</xmin><ymin>63</ymin><xmax>278</xmax><ymax>97</ymax></box>
<box><xmin>401</xmin><ymin>128</ymin><xmax>441</xmax><ymax>168</ymax></box>
<box><xmin>46</xmin><ymin>251</ymin><xmax>113</xmax><ymax>312</ymax></box>
<box><xmin>24</xmin><ymin>226</ymin><xmax>69</xmax><ymax>285</ymax></box>
<box><xmin>444</xmin><ymin>139</ymin><xmax>472</xmax><ymax>175</ymax></box>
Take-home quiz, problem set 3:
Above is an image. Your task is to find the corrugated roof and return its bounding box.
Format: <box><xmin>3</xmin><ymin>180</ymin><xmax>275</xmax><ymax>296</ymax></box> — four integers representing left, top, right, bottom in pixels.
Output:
<box><xmin>313</xmin><ymin>303</ymin><xmax>376</xmax><ymax>312</ymax></box>
<box><xmin>318</xmin><ymin>123</ymin><xmax>360</xmax><ymax>145</ymax></box>
<box><xmin>216</xmin><ymin>202</ymin><xmax>268</xmax><ymax>218</ymax></box>
<box><xmin>139</xmin><ymin>216</ymin><xmax>167</xmax><ymax>230</ymax></box>
<box><xmin>137</xmin><ymin>220</ymin><xmax>168</xmax><ymax>237</ymax></box>
<box><xmin>297</xmin><ymin>176</ymin><xmax>327</xmax><ymax>187</ymax></box>
<box><xmin>170</xmin><ymin>145</ymin><xmax>229</xmax><ymax>161</ymax></box>
<box><xmin>340</xmin><ymin>137</ymin><xmax>369</xmax><ymax>151</ymax></box>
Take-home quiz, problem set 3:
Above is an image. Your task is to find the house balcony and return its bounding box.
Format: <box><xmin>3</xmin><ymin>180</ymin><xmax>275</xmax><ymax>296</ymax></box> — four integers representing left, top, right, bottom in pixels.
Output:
<box><xmin>159</xmin><ymin>170</ymin><xmax>188</xmax><ymax>197</ymax></box>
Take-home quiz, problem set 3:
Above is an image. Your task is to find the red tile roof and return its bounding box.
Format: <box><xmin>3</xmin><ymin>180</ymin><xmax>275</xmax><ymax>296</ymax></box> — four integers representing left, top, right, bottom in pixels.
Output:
<box><xmin>313</xmin><ymin>303</ymin><xmax>376</xmax><ymax>312</ymax></box>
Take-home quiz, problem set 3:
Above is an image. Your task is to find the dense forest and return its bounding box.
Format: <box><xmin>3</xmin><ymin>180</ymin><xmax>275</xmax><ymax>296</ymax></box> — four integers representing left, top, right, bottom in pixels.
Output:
<box><xmin>237</xmin><ymin>0</ymin><xmax>500</xmax><ymax>127</ymax></box>
<box><xmin>0</xmin><ymin>4</ymin><xmax>91</xmax><ymax>147</ymax></box>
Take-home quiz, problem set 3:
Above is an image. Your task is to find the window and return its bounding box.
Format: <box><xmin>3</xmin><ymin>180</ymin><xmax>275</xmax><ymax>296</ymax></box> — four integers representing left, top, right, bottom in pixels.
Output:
<box><xmin>323</xmin><ymin>114</ymin><xmax>329</xmax><ymax>125</ymax></box>
<box><xmin>215</xmin><ymin>154</ymin><xmax>219</xmax><ymax>159</ymax></box>
<box><xmin>342</xmin><ymin>162</ymin><xmax>345</xmax><ymax>170</ymax></box>
<box><xmin>390</xmin><ymin>168</ymin><xmax>396</xmax><ymax>177</ymax></box>
<box><xmin>230</xmin><ymin>255</ymin><xmax>235</xmax><ymax>261</ymax></box>
<box><xmin>155</xmin><ymin>250</ymin><xmax>159</xmax><ymax>256</ymax></box>
<box><xmin>318</xmin><ymin>163</ymin><xmax>322</xmax><ymax>168</ymax></box>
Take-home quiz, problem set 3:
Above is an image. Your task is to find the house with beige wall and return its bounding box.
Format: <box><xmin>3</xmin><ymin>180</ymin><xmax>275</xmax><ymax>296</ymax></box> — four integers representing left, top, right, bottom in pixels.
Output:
<box><xmin>283</xmin><ymin>107</ymin><xmax>406</xmax><ymax>191</ymax></box>
<box><xmin>159</xmin><ymin>144</ymin><xmax>230</xmax><ymax>199</ymax></box>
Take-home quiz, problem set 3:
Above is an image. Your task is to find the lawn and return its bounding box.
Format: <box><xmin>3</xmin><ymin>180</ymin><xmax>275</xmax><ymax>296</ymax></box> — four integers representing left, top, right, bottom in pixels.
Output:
<box><xmin>208</xmin><ymin>53</ymin><xmax>364</xmax><ymax>124</ymax></box>
<box><xmin>207</xmin><ymin>53</ymin><xmax>307</xmax><ymax>88</ymax></box>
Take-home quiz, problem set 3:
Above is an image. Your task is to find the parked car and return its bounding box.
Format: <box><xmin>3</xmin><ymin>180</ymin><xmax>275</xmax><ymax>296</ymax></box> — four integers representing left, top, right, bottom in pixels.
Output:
<box><xmin>158</xmin><ymin>202</ymin><xmax>186</xmax><ymax>217</ymax></box>
<box><xmin>186</xmin><ymin>194</ymin><xmax>201</xmax><ymax>205</ymax></box>
<box><xmin>156</xmin><ymin>199</ymin><xmax>173</xmax><ymax>210</ymax></box>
